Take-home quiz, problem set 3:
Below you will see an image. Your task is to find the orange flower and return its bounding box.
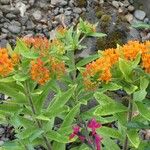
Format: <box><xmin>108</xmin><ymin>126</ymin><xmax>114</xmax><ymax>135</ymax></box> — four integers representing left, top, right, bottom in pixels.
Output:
<box><xmin>0</xmin><ymin>48</ymin><xmax>13</xmax><ymax>77</ymax></box>
<box><xmin>49</xmin><ymin>57</ymin><xmax>66</xmax><ymax>79</ymax></box>
<box><xmin>121</xmin><ymin>41</ymin><xmax>145</xmax><ymax>60</ymax></box>
<box><xmin>56</xmin><ymin>26</ymin><xmax>67</xmax><ymax>36</ymax></box>
<box><xmin>142</xmin><ymin>53</ymin><xmax>150</xmax><ymax>73</ymax></box>
<box><xmin>23</xmin><ymin>37</ymin><xmax>50</xmax><ymax>57</ymax></box>
<box><xmin>11</xmin><ymin>53</ymin><xmax>20</xmax><ymax>66</ymax></box>
<box><xmin>30</xmin><ymin>58</ymin><xmax>50</xmax><ymax>85</ymax></box>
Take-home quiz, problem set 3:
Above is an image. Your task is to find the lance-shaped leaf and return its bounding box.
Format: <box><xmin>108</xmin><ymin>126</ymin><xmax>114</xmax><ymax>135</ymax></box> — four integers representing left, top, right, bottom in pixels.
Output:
<box><xmin>94</xmin><ymin>102</ymin><xmax>127</xmax><ymax>116</ymax></box>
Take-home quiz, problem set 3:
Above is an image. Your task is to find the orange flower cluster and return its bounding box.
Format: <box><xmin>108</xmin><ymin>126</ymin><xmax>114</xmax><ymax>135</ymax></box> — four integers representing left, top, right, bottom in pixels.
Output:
<box><xmin>0</xmin><ymin>48</ymin><xmax>14</xmax><ymax>77</ymax></box>
<box><xmin>56</xmin><ymin>26</ymin><xmax>67</xmax><ymax>36</ymax></box>
<box><xmin>23</xmin><ymin>37</ymin><xmax>50</xmax><ymax>56</ymax></box>
<box><xmin>11</xmin><ymin>53</ymin><xmax>20</xmax><ymax>66</ymax></box>
<box><xmin>30</xmin><ymin>58</ymin><xmax>50</xmax><ymax>85</ymax></box>
<box><xmin>83</xmin><ymin>40</ymin><xmax>150</xmax><ymax>89</ymax></box>
<box><xmin>49</xmin><ymin>57</ymin><xmax>66</xmax><ymax>79</ymax></box>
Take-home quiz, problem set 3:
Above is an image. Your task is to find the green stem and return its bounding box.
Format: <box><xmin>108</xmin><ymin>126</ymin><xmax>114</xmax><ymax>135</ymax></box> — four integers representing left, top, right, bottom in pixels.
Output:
<box><xmin>25</xmin><ymin>81</ymin><xmax>52</xmax><ymax>150</ymax></box>
<box><xmin>123</xmin><ymin>98</ymin><xmax>133</xmax><ymax>150</ymax></box>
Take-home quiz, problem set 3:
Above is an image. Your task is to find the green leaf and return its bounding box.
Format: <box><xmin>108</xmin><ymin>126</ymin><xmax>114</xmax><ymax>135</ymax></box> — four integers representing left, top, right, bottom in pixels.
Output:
<box><xmin>46</xmin><ymin>130</ymin><xmax>69</xmax><ymax>143</ymax></box>
<box><xmin>97</xmin><ymin>126</ymin><xmax>122</xmax><ymax>139</ymax></box>
<box><xmin>119</xmin><ymin>58</ymin><xmax>132</xmax><ymax>82</ymax></box>
<box><xmin>52</xmin><ymin>143</ymin><xmax>65</xmax><ymax>150</ymax></box>
<box><xmin>102</xmin><ymin>136</ymin><xmax>120</xmax><ymax>150</ymax></box>
<box><xmin>94</xmin><ymin>92</ymin><xmax>114</xmax><ymax>105</ymax></box>
<box><xmin>13</xmin><ymin>74</ymin><xmax>29</xmax><ymax>82</ymax></box>
<box><xmin>118</xmin><ymin>81</ymin><xmax>138</xmax><ymax>95</ymax></box>
<box><xmin>76</xmin><ymin>54</ymin><xmax>99</xmax><ymax>67</ymax></box>
<box><xmin>136</xmin><ymin>102</ymin><xmax>150</xmax><ymax>121</ymax></box>
<box><xmin>0</xmin><ymin>101</ymin><xmax>20</xmax><ymax>113</ymax></box>
<box><xmin>35</xmin><ymin>115</ymin><xmax>50</xmax><ymax>121</ymax></box>
<box><xmin>16</xmin><ymin>39</ymin><xmax>39</xmax><ymax>59</ymax></box>
<box><xmin>0</xmin><ymin>83</ymin><xmax>26</xmax><ymax>103</ymax></box>
<box><xmin>48</xmin><ymin>85</ymin><xmax>76</xmax><ymax>112</ymax></box>
<box><xmin>94</xmin><ymin>102</ymin><xmax>127</xmax><ymax>116</ymax></box>
<box><xmin>133</xmin><ymin>90</ymin><xmax>147</xmax><ymax>102</ymax></box>
<box><xmin>132</xmin><ymin>23</ymin><xmax>150</xmax><ymax>29</ymax></box>
<box><xmin>88</xmin><ymin>32</ymin><xmax>107</xmax><ymax>38</ymax></box>
<box><xmin>127</xmin><ymin>121</ymin><xmax>149</xmax><ymax>129</ymax></box>
<box><xmin>60</xmin><ymin>104</ymin><xmax>80</xmax><ymax>129</ymax></box>
<box><xmin>127</xmin><ymin>129</ymin><xmax>140</xmax><ymax>148</ymax></box>
<box><xmin>140</xmin><ymin>76</ymin><xmax>149</xmax><ymax>90</ymax></box>
<box><xmin>0</xmin><ymin>76</ymin><xmax>15</xmax><ymax>83</ymax></box>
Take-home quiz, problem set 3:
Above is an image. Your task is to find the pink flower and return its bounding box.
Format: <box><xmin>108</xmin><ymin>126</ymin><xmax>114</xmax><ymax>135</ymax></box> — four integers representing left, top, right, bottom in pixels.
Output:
<box><xmin>94</xmin><ymin>133</ymin><xmax>103</xmax><ymax>150</ymax></box>
<box><xmin>69</xmin><ymin>125</ymin><xmax>80</xmax><ymax>140</ymax></box>
<box><xmin>88</xmin><ymin>118</ymin><xmax>102</xmax><ymax>135</ymax></box>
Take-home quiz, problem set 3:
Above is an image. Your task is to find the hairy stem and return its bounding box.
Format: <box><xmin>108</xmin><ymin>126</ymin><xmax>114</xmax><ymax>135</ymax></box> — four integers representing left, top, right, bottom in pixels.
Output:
<box><xmin>123</xmin><ymin>99</ymin><xmax>133</xmax><ymax>150</ymax></box>
<box><xmin>25</xmin><ymin>81</ymin><xmax>52</xmax><ymax>150</ymax></box>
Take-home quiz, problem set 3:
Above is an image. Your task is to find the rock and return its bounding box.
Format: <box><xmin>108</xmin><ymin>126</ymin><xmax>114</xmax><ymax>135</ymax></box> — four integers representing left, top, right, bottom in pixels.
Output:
<box><xmin>26</xmin><ymin>20</ymin><xmax>35</xmax><ymax>30</ymax></box>
<box><xmin>128</xmin><ymin>5</ymin><xmax>135</xmax><ymax>12</ymax></box>
<box><xmin>0</xmin><ymin>127</ymin><xmax>4</xmax><ymax>135</ymax></box>
<box><xmin>0</xmin><ymin>0</ymin><xmax>10</xmax><ymax>5</ymax></box>
<box><xmin>15</xmin><ymin>1</ymin><xmax>27</xmax><ymax>17</ymax></box>
<box><xmin>29</xmin><ymin>0</ymin><xmax>35</xmax><ymax>6</ymax></box>
<box><xmin>20</xmin><ymin>15</ymin><xmax>28</xmax><ymax>25</ymax></box>
<box><xmin>1</xmin><ymin>5</ymin><xmax>20</xmax><ymax>14</ymax></box>
<box><xmin>51</xmin><ymin>0</ymin><xmax>67</xmax><ymax>6</ymax></box>
<box><xmin>128</xmin><ymin>28</ymin><xmax>141</xmax><ymax>40</ymax></box>
<box><xmin>142</xmin><ymin>33</ymin><xmax>150</xmax><ymax>42</ymax></box>
<box><xmin>73</xmin><ymin>7</ymin><xmax>82</xmax><ymax>14</ymax></box>
<box><xmin>6</xmin><ymin>13</ymin><xmax>16</xmax><ymax>19</ymax></box>
<box><xmin>1</xmin><ymin>28</ymin><xmax>9</xmax><ymax>33</ymax></box>
<box><xmin>112</xmin><ymin>1</ymin><xmax>119</xmax><ymax>9</ymax></box>
<box><xmin>134</xmin><ymin>10</ymin><xmax>146</xmax><ymax>21</ymax></box>
<box><xmin>125</xmin><ymin>13</ymin><xmax>133</xmax><ymax>23</ymax></box>
<box><xmin>64</xmin><ymin>10</ymin><xmax>72</xmax><ymax>16</ymax></box>
<box><xmin>123</xmin><ymin>0</ymin><xmax>130</xmax><ymax>7</ymax></box>
<box><xmin>8</xmin><ymin>21</ymin><xmax>21</xmax><ymax>34</ymax></box>
<box><xmin>144</xmin><ymin>18</ymin><xmax>150</xmax><ymax>24</ymax></box>
<box><xmin>0</xmin><ymin>34</ymin><xmax>7</xmax><ymax>40</ymax></box>
<box><xmin>0</xmin><ymin>39</ymin><xmax>8</xmax><ymax>47</ymax></box>
<box><xmin>0</xmin><ymin>10</ymin><xmax>3</xmax><ymax>18</ymax></box>
<box><xmin>32</xmin><ymin>10</ymin><xmax>42</xmax><ymax>21</ymax></box>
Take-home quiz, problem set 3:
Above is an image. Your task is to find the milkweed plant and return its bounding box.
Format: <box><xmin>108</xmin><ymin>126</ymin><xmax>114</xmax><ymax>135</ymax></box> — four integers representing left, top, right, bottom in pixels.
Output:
<box><xmin>0</xmin><ymin>18</ymin><xmax>150</xmax><ymax>150</ymax></box>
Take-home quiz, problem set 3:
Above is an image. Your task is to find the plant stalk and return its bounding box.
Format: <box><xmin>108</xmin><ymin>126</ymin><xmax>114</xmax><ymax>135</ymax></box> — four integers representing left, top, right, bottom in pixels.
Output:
<box><xmin>25</xmin><ymin>81</ymin><xmax>52</xmax><ymax>150</ymax></box>
<box><xmin>123</xmin><ymin>99</ymin><xmax>133</xmax><ymax>150</ymax></box>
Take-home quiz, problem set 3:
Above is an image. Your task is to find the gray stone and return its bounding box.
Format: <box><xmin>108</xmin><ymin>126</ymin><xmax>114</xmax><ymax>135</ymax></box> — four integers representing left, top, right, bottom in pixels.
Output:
<box><xmin>1</xmin><ymin>28</ymin><xmax>9</xmax><ymax>33</ymax></box>
<box><xmin>73</xmin><ymin>7</ymin><xmax>82</xmax><ymax>14</ymax></box>
<box><xmin>142</xmin><ymin>33</ymin><xmax>150</xmax><ymax>42</ymax></box>
<box><xmin>0</xmin><ymin>0</ymin><xmax>10</xmax><ymax>5</ymax></box>
<box><xmin>0</xmin><ymin>39</ymin><xmax>8</xmax><ymax>47</ymax></box>
<box><xmin>0</xmin><ymin>128</ymin><xmax>4</xmax><ymax>135</ymax></box>
<box><xmin>128</xmin><ymin>28</ymin><xmax>140</xmax><ymax>40</ymax></box>
<box><xmin>32</xmin><ymin>10</ymin><xmax>42</xmax><ymax>21</ymax></box>
<box><xmin>51</xmin><ymin>0</ymin><xmax>67</xmax><ymax>6</ymax></box>
<box><xmin>144</xmin><ymin>18</ymin><xmax>150</xmax><ymax>24</ymax></box>
<box><xmin>0</xmin><ymin>10</ymin><xmax>3</xmax><ymax>18</ymax></box>
<box><xmin>26</xmin><ymin>20</ymin><xmax>35</xmax><ymax>30</ymax></box>
<box><xmin>0</xmin><ymin>34</ymin><xmax>7</xmax><ymax>40</ymax></box>
<box><xmin>112</xmin><ymin>1</ymin><xmax>119</xmax><ymax>9</ymax></box>
<box><xmin>134</xmin><ymin>10</ymin><xmax>146</xmax><ymax>20</ymax></box>
<box><xmin>123</xmin><ymin>0</ymin><xmax>130</xmax><ymax>7</ymax></box>
<box><xmin>8</xmin><ymin>24</ymin><xmax>21</xmax><ymax>34</ymax></box>
<box><xmin>1</xmin><ymin>5</ymin><xmax>20</xmax><ymax>14</ymax></box>
<box><xmin>54</xmin><ymin>7</ymin><xmax>59</xmax><ymax>15</ymax></box>
<box><xmin>20</xmin><ymin>15</ymin><xmax>28</xmax><ymax>25</ymax></box>
<box><xmin>15</xmin><ymin>1</ymin><xmax>27</xmax><ymax>17</ymax></box>
<box><xmin>6</xmin><ymin>13</ymin><xmax>16</xmax><ymax>19</ymax></box>
<box><xmin>64</xmin><ymin>10</ymin><xmax>72</xmax><ymax>16</ymax></box>
<box><xmin>128</xmin><ymin>5</ymin><xmax>135</xmax><ymax>12</ymax></box>
<box><xmin>125</xmin><ymin>13</ymin><xmax>133</xmax><ymax>23</ymax></box>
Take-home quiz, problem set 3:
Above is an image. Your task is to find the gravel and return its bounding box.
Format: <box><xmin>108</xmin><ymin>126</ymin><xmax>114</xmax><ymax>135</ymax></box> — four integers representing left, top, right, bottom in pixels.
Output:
<box><xmin>134</xmin><ymin>10</ymin><xmax>146</xmax><ymax>20</ymax></box>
